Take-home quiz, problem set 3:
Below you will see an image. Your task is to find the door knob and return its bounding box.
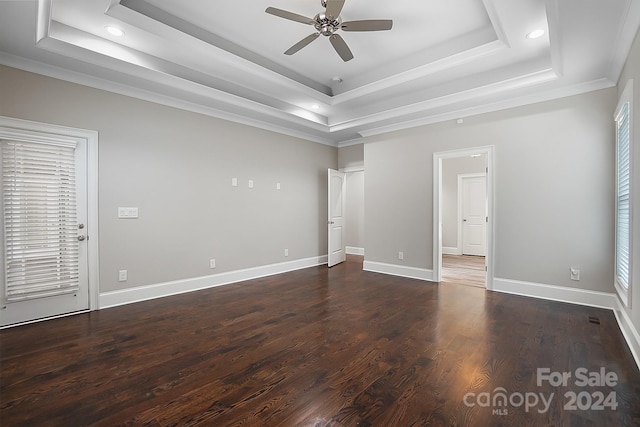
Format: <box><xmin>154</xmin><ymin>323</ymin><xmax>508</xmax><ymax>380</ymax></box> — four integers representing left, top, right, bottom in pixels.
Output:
<box><xmin>77</xmin><ymin>235</ymin><xmax>86</xmax><ymax>241</ymax></box>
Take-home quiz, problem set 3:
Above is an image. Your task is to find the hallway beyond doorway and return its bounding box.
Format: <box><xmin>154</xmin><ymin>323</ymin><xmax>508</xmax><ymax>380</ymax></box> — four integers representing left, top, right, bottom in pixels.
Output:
<box><xmin>442</xmin><ymin>254</ymin><xmax>485</xmax><ymax>288</ymax></box>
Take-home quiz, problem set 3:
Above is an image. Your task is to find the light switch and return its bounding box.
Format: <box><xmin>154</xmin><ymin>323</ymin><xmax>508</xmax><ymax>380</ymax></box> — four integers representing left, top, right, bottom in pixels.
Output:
<box><xmin>570</xmin><ymin>268</ymin><xmax>580</xmax><ymax>281</ymax></box>
<box><xmin>118</xmin><ymin>207</ymin><xmax>139</xmax><ymax>219</ymax></box>
<box><xmin>248</xmin><ymin>180</ymin><xmax>254</xmax><ymax>189</ymax></box>
<box><xmin>276</xmin><ymin>182</ymin><xmax>281</xmax><ymax>190</ymax></box>
<box><xmin>231</xmin><ymin>178</ymin><xmax>238</xmax><ymax>187</ymax></box>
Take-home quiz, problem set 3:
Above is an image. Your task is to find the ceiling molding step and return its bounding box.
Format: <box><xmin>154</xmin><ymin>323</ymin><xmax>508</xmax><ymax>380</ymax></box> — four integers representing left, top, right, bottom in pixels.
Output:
<box><xmin>482</xmin><ymin>0</ymin><xmax>511</xmax><ymax>47</ymax></box>
<box><xmin>607</xmin><ymin>0</ymin><xmax>640</xmax><ymax>83</ymax></box>
<box><xmin>115</xmin><ymin>0</ymin><xmax>332</xmax><ymax>95</ymax></box>
<box><xmin>105</xmin><ymin>1</ymin><xmax>335</xmax><ymax>103</ymax></box>
<box><xmin>36</xmin><ymin>0</ymin><xmax>52</xmax><ymax>43</ymax></box>
<box><xmin>357</xmin><ymin>78</ymin><xmax>616</xmax><ymax>139</ymax></box>
<box><xmin>331</xmin><ymin>38</ymin><xmax>508</xmax><ymax>105</ymax></box>
<box><xmin>40</xmin><ymin>21</ymin><xmax>333</xmax><ymax>129</ymax></box>
<box><xmin>330</xmin><ymin>68</ymin><xmax>558</xmax><ymax>132</ymax></box>
<box><xmin>545</xmin><ymin>0</ymin><xmax>563</xmax><ymax>77</ymax></box>
<box><xmin>0</xmin><ymin>52</ymin><xmax>337</xmax><ymax>146</ymax></box>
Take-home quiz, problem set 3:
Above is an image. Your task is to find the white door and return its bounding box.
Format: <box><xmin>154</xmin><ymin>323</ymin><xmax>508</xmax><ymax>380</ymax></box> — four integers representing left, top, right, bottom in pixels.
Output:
<box><xmin>0</xmin><ymin>138</ymin><xmax>89</xmax><ymax>327</ymax></box>
<box><xmin>328</xmin><ymin>169</ymin><xmax>346</xmax><ymax>267</ymax></box>
<box><xmin>461</xmin><ymin>175</ymin><xmax>486</xmax><ymax>256</ymax></box>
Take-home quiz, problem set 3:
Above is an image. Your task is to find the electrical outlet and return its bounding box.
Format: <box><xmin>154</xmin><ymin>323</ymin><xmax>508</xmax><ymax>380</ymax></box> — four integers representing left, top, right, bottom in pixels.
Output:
<box><xmin>248</xmin><ymin>180</ymin><xmax>254</xmax><ymax>189</ymax></box>
<box><xmin>210</xmin><ymin>259</ymin><xmax>216</xmax><ymax>269</ymax></box>
<box><xmin>231</xmin><ymin>178</ymin><xmax>238</xmax><ymax>187</ymax></box>
<box><xmin>398</xmin><ymin>251</ymin><xmax>404</xmax><ymax>260</ymax></box>
<box><xmin>118</xmin><ymin>270</ymin><xmax>127</xmax><ymax>282</ymax></box>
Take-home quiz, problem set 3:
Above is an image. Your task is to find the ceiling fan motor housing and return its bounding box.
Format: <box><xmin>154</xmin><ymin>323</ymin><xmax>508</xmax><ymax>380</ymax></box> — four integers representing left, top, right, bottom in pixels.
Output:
<box><xmin>314</xmin><ymin>13</ymin><xmax>341</xmax><ymax>36</ymax></box>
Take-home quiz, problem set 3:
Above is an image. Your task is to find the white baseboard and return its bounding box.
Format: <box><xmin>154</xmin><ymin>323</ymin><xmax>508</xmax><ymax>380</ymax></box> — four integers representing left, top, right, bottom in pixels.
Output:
<box><xmin>346</xmin><ymin>246</ymin><xmax>364</xmax><ymax>256</ymax></box>
<box><xmin>442</xmin><ymin>246</ymin><xmax>460</xmax><ymax>255</ymax></box>
<box><xmin>100</xmin><ymin>255</ymin><xmax>328</xmax><ymax>309</ymax></box>
<box><xmin>363</xmin><ymin>261</ymin><xmax>433</xmax><ymax>281</ymax></box>
<box><xmin>613</xmin><ymin>301</ymin><xmax>640</xmax><ymax>372</ymax></box>
<box><xmin>493</xmin><ymin>277</ymin><xmax>617</xmax><ymax>309</ymax></box>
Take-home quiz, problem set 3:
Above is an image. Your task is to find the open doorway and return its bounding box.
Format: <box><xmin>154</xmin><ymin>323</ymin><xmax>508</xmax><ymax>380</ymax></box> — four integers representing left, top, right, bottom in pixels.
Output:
<box><xmin>433</xmin><ymin>146</ymin><xmax>494</xmax><ymax>289</ymax></box>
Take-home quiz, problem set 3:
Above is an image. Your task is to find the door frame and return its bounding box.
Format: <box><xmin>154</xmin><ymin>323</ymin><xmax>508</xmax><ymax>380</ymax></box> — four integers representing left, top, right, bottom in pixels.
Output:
<box><xmin>0</xmin><ymin>116</ymin><xmax>99</xmax><ymax>315</ymax></box>
<box><xmin>458</xmin><ymin>173</ymin><xmax>487</xmax><ymax>256</ymax></box>
<box><xmin>433</xmin><ymin>146</ymin><xmax>494</xmax><ymax>290</ymax></box>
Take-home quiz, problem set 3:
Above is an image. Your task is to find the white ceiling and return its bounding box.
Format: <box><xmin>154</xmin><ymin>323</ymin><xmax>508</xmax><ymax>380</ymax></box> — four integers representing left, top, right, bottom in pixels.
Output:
<box><xmin>1</xmin><ymin>0</ymin><xmax>639</xmax><ymax>146</ymax></box>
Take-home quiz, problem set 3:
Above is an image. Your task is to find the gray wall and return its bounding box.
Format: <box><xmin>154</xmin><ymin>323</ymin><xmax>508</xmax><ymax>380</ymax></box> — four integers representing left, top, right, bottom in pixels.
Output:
<box><xmin>0</xmin><ymin>65</ymin><xmax>337</xmax><ymax>292</ymax></box>
<box><xmin>338</xmin><ymin>144</ymin><xmax>364</xmax><ymax>170</ymax></box>
<box><xmin>617</xmin><ymin>26</ymin><xmax>640</xmax><ymax>334</ymax></box>
<box><xmin>364</xmin><ymin>88</ymin><xmax>617</xmax><ymax>293</ymax></box>
<box><xmin>442</xmin><ymin>155</ymin><xmax>487</xmax><ymax>251</ymax></box>
<box><xmin>345</xmin><ymin>171</ymin><xmax>364</xmax><ymax>250</ymax></box>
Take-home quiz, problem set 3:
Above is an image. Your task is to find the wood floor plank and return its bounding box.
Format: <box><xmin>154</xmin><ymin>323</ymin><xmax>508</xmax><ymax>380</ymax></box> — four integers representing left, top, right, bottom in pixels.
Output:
<box><xmin>1</xmin><ymin>255</ymin><xmax>639</xmax><ymax>426</ymax></box>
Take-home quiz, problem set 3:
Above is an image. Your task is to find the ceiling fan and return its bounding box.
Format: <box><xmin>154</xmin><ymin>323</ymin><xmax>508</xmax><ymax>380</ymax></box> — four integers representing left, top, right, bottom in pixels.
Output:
<box><xmin>265</xmin><ymin>0</ymin><xmax>393</xmax><ymax>62</ymax></box>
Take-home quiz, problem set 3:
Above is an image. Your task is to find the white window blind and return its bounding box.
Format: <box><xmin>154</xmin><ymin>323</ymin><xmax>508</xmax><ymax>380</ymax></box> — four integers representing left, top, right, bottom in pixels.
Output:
<box><xmin>2</xmin><ymin>140</ymin><xmax>79</xmax><ymax>302</ymax></box>
<box><xmin>616</xmin><ymin>102</ymin><xmax>631</xmax><ymax>290</ymax></box>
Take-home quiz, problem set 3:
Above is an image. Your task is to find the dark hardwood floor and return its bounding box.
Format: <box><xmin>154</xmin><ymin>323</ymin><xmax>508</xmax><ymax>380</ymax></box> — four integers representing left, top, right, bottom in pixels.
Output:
<box><xmin>1</xmin><ymin>255</ymin><xmax>639</xmax><ymax>426</ymax></box>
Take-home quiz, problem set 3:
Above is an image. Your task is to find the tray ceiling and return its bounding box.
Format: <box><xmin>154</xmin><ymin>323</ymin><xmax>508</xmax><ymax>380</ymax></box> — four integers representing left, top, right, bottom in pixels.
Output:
<box><xmin>1</xmin><ymin>0</ymin><xmax>639</xmax><ymax>146</ymax></box>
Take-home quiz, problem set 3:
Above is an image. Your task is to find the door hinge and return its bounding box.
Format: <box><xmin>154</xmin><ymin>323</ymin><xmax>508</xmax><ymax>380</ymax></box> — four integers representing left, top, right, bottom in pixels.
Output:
<box><xmin>486</xmin><ymin>216</ymin><xmax>488</xmax><ymax>223</ymax></box>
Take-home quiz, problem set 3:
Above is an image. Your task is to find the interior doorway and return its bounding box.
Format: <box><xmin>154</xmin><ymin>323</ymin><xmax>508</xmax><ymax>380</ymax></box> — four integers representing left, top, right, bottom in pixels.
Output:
<box><xmin>433</xmin><ymin>146</ymin><xmax>494</xmax><ymax>290</ymax></box>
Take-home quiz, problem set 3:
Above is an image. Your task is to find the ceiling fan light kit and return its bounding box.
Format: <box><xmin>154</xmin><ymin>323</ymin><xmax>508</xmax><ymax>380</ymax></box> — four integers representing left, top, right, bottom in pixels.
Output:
<box><xmin>266</xmin><ymin>0</ymin><xmax>393</xmax><ymax>62</ymax></box>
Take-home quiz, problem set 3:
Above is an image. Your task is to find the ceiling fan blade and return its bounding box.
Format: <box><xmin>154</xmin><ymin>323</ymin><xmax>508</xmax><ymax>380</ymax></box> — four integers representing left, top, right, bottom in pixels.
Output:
<box><xmin>325</xmin><ymin>0</ymin><xmax>346</xmax><ymax>19</ymax></box>
<box><xmin>265</xmin><ymin>7</ymin><xmax>315</xmax><ymax>25</ymax></box>
<box><xmin>341</xmin><ymin>20</ymin><xmax>393</xmax><ymax>31</ymax></box>
<box><xmin>330</xmin><ymin>34</ymin><xmax>354</xmax><ymax>62</ymax></box>
<box><xmin>284</xmin><ymin>33</ymin><xmax>320</xmax><ymax>55</ymax></box>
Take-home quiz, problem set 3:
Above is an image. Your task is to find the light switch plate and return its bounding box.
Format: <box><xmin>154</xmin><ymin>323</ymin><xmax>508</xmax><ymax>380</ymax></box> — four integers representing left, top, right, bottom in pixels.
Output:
<box><xmin>118</xmin><ymin>207</ymin><xmax>139</xmax><ymax>219</ymax></box>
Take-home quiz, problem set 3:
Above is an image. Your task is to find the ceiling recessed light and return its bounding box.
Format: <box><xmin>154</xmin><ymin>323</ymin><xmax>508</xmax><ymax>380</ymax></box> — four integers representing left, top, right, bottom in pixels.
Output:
<box><xmin>526</xmin><ymin>29</ymin><xmax>545</xmax><ymax>40</ymax></box>
<box><xmin>105</xmin><ymin>26</ymin><xmax>125</xmax><ymax>37</ymax></box>
<box><xmin>311</xmin><ymin>104</ymin><xmax>320</xmax><ymax>110</ymax></box>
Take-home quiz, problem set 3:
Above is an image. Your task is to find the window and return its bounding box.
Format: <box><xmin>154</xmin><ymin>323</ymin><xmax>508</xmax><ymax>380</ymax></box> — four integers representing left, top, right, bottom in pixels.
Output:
<box><xmin>615</xmin><ymin>80</ymin><xmax>633</xmax><ymax>306</ymax></box>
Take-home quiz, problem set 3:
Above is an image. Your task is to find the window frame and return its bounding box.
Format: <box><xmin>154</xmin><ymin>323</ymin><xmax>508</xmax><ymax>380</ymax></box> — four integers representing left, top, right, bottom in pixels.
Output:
<box><xmin>615</xmin><ymin>79</ymin><xmax>633</xmax><ymax>307</ymax></box>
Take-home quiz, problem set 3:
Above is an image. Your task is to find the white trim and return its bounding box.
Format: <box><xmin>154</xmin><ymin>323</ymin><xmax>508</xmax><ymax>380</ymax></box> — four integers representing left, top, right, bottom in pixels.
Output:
<box><xmin>363</xmin><ymin>261</ymin><xmax>433</xmax><ymax>282</ymax></box>
<box><xmin>434</xmin><ymin>146</ymin><xmax>495</xmax><ymax>290</ymax></box>
<box><xmin>100</xmin><ymin>255</ymin><xmax>327</xmax><ymax>309</ymax></box>
<box><xmin>346</xmin><ymin>246</ymin><xmax>364</xmax><ymax>256</ymax></box>
<box><xmin>0</xmin><ymin>116</ymin><xmax>100</xmax><ymax>312</ymax></box>
<box><xmin>340</xmin><ymin>166</ymin><xmax>365</xmax><ymax>173</ymax></box>
<box><xmin>493</xmin><ymin>278</ymin><xmax>617</xmax><ymax>310</ymax></box>
<box><xmin>613</xmin><ymin>302</ymin><xmax>640</xmax><ymax>372</ymax></box>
